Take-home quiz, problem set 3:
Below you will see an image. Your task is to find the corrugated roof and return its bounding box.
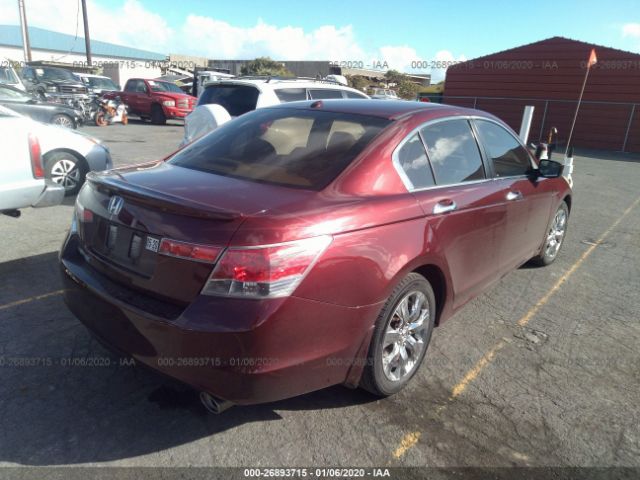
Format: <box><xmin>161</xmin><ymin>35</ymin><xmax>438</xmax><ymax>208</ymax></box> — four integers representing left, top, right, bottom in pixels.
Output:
<box><xmin>454</xmin><ymin>36</ymin><xmax>640</xmax><ymax>65</ymax></box>
<box><xmin>0</xmin><ymin>25</ymin><xmax>165</xmax><ymax>61</ymax></box>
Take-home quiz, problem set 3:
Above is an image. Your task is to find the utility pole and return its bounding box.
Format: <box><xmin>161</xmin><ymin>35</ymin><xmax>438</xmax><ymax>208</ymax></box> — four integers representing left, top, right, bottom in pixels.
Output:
<box><xmin>17</xmin><ymin>0</ymin><xmax>32</xmax><ymax>62</ymax></box>
<box><xmin>81</xmin><ymin>0</ymin><xmax>92</xmax><ymax>67</ymax></box>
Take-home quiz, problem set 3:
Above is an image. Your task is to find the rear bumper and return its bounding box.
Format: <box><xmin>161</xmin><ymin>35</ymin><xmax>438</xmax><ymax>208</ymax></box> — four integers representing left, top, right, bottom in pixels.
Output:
<box><xmin>59</xmin><ymin>234</ymin><xmax>379</xmax><ymax>405</ymax></box>
<box><xmin>32</xmin><ymin>180</ymin><xmax>65</xmax><ymax>208</ymax></box>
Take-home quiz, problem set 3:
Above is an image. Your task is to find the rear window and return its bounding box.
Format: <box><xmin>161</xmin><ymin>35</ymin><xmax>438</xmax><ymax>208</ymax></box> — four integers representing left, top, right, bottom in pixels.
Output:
<box><xmin>274</xmin><ymin>88</ymin><xmax>307</xmax><ymax>102</ymax></box>
<box><xmin>169</xmin><ymin>108</ymin><xmax>391</xmax><ymax>190</ymax></box>
<box><xmin>198</xmin><ymin>84</ymin><xmax>260</xmax><ymax>116</ymax></box>
<box><xmin>309</xmin><ymin>89</ymin><xmax>343</xmax><ymax>99</ymax></box>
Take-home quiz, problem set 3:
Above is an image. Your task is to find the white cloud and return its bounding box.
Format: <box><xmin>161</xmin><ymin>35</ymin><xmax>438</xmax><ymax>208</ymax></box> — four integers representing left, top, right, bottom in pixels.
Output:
<box><xmin>0</xmin><ymin>0</ymin><xmax>466</xmax><ymax>82</ymax></box>
<box><xmin>180</xmin><ymin>16</ymin><xmax>365</xmax><ymax>60</ymax></box>
<box><xmin>0</xmin><ymin>0</ymin><xmax>170</xmax><ymax>53</ymax></box>
<box><xmin>622</xmin><ymin>23</ymin><xmax>640</xmax><ymax>37</ymax></box>
<box><xmin>430</xmin><ymin>50</ymin><xmax>467</xmax><ymax>82</ymax></box>
<box><xmin>378</xmin><ymin>45</ymin><xmax>422</xmax><ymax>72</ymax></box>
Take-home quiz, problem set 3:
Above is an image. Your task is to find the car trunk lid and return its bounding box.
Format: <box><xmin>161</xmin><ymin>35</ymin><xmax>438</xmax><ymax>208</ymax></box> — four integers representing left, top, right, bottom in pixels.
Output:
<box><xmin>76</xmin><ymin>161</ymin><xmax>314</xmax><ymax>305</ymax></box>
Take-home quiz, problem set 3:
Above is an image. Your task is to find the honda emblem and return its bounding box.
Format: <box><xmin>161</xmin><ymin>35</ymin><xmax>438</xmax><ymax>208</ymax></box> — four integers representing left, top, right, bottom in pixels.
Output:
<box><xmin>107</xmin><ymin>196</ymin><xmax>124</xmax><ymax>216</ymax></box>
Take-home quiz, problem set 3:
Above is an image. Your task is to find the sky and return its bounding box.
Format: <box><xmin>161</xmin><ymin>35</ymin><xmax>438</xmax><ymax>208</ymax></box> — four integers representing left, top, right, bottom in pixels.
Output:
<box><xmin>1</xmin><ymin>0</ymin><xmax>640</xmax><ymax>81</ymax></box>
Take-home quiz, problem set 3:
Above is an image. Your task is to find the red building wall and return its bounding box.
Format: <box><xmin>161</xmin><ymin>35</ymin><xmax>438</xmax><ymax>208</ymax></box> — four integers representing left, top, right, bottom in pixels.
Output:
<box><xmin>444</xmin><ymin>37</ymin><xmax>640</xmax><ymax>152</ymax></box>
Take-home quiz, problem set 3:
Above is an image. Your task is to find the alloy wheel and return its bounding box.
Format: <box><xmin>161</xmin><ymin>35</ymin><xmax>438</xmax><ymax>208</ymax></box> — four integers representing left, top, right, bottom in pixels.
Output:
<box><xmin>53</xmin><ymin>115</ymin><xmax>74</xmax><ymax>128</ymax></box>
<box><xmin>50</xmin><ymin>158</ymin><xmax>80</xmax><ymax>191</ymax></box>
<box><xmin>381</xmin><ymin>290</ymin><xmax>430</xmax><ymax>382</ymax></box>
<box><xmin>545</xmin><ymin>208</ymin><xmax>567</xmax><ymax>259</ymax></box>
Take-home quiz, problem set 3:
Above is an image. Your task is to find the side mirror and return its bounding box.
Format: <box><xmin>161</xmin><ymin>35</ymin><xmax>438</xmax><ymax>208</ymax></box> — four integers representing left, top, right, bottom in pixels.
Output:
<box><xmin>537</xmin><ymin>159</ymin><xmax>564</xmax><ymax>178</ymax></box>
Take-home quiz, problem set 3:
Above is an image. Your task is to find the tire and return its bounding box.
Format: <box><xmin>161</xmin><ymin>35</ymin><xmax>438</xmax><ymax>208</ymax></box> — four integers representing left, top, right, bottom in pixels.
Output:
<box><xmin>150</xmin><ymin>104</ymin><xmax>166</xmax><ymax>125</ymax></box>
<box><xmin>360</xmin><ymin>272</ymin><xmax>436</xmax><ymax>396</ymax></box>
<box><xmin>530</xmin><ymin>201</ymin><xmax>569</xmax><ymax>266</ymax></box>
<box><xmin>95</xmin><ymin>112</ymin><xmax>108</xmax><ymax>127</ymax></box>
<box><xmin>45</xmin><ymin>151</ymin><xmax>87</xmax><ymax>196</ymax></box>
<box><xmin>51</xmin><ymin>114</ymin><xmax>76</xmax><ymax>129</ymax></box>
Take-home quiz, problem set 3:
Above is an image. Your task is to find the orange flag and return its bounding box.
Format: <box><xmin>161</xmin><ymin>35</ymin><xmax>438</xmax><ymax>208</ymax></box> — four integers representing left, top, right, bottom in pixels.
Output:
<box><xmin>588</xmin><ymin>48</ymin><xmax>597</xmax><ymax>68</ymax></box>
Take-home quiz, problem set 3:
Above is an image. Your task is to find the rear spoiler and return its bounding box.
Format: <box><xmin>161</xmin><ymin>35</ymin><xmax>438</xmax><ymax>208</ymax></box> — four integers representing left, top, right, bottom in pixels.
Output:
<box><xmin>87</xmin><ymin>173</ymin><xmax>243</xmax><ymax>221</ymax></box>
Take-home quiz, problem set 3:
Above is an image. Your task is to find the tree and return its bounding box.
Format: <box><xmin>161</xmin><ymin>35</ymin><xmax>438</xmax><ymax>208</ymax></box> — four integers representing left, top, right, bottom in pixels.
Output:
<box><xmin>384</xmin><ymin>69</ymin><xmax>405</xmax><ymax>86</ymax></box>
<box><xmin>397</xmin><ymin>80</ymin><xmax>420</xmax><ymax>100</ymax></box>
<box><xmin>383</xmin><ymin>70</ymin><xmax>421</xmax><ymax>99</ymax></box>
<box><xmin>346</xmin><ymin>75</ymin><xmax>369</xmax><ymax>92</ymax></box>
<box><xmin>240</xmin><ymin>57</ymin><xmax>292</xmax><ymax>77</ymax></box>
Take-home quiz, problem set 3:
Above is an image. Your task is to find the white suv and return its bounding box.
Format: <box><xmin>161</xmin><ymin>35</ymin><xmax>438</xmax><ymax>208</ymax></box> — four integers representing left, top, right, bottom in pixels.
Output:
<box><xmin>183</xmin><ymin>77</ymin><xmax>368</xmax><ymax>144</ymax></box>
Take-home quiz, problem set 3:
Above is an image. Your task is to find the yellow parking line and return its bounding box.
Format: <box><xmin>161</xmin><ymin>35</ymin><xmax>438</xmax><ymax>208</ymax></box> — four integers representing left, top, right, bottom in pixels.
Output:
<box><xmin>451</xmin><ymin>194</ymin><xmax>640</xmax><ymax>399</ymax></box>
<box><xmin>0</xmin><ymin>289</ymin><xmax>65</xmax><ymax>312</ymax></box>
<box><xmin>450</xmin><ymin>340</ymin><xmax>507</xmax><ymax>399</ymax></box>
<box><xmin>518</xmin><ymin>195</ymin><xmax>640</xmax><ymax>327</ymax></box>
<box><xmin>392</xmin><ymin>432</ymin><xmax>421</xmax><ymax>459</ymax></box>
<box><xmin>393</xmin><ymin>195</ymin><xmax>640</xmax><ymax>461</ymax></box>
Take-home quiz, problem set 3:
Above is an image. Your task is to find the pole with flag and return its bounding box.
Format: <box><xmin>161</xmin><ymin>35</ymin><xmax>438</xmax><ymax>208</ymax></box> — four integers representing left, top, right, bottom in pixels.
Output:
<box><xmin>565</xmin><ymin>48</ymin><xmax>598</xmax><ymax>154</ymax></box>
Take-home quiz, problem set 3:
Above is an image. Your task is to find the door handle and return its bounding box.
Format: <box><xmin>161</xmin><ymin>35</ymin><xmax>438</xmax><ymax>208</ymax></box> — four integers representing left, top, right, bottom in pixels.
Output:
<box><xmin>433</xmin><ymin>199</ymin><xmax>457</xmax><ymax>214</ymax></box>
<box><xmin>506</xmin><ymin>191</ymin><xmax>523</xmax><ymax>201</ymax></box>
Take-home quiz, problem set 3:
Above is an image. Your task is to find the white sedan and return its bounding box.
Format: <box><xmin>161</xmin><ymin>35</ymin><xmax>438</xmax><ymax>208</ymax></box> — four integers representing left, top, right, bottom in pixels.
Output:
<box><xmin>0</xmin><ymin>111</ymin><xmax>64</xmax><ymax>215</ymax></box>
<box><xmin>0</xmin><ymin>105</ymin><xmax>112</xmax><ymax>195</ymax></box>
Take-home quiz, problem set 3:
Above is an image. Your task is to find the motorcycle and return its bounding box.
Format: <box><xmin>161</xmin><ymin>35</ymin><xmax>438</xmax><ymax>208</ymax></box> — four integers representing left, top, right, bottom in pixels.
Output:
<box><xmin>93</xmin><ymin>96</ymin><xmax>128</xmax><ymax>126</ymax></box>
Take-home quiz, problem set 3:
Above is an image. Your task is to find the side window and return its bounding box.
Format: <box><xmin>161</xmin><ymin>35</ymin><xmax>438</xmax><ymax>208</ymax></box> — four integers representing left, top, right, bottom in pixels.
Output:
<box><xmin>22</xmin><ymin>68</ymin><xmax>35</xmax><ymax>81</ymax></box>
<box><xmin>274</xmin><ymin>88</ymin><xmax>307</xmax><ymax>103</ymax></box>
<box><xmin>395</xmin><ymin>133</ymin><xmax>435</xmax><ymax>189</ymax></box>
<box><xmin>474</xmin><ymin>120</ymin><xmax>532</xmax><ymax>177</ymax></box>
<box><xmin>344</xmin><ymin>90</ymin><xmax>367</xmax><ymax>99</ymax></box>
<box><xmin>309</xmin><ymin>89</ymin><xmax>343</xmax><ymax>99</ymax></box>
<box><xmin>136</xmin><ymin>81</ymin><xmax>148</xmax><ymax>93</ymax></box>
<box><xmin>124</xmin><ymin>80</ymin><xmax>136</xmax><ymax>92</ymax></box>
<box><xmin>420</xmin><ymin>119</ymin><xmax>485</xmax><ymax>185</ymax></box>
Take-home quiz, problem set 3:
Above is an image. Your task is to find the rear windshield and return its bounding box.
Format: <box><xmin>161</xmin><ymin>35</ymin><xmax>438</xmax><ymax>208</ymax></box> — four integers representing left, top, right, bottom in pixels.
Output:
<box><xmin>198</xmin><ymin>84</ymin><xmax>260</xmax><ymax>116</ymax></box>
<box><xmin>169</xmin><ymin>108</ymin><xmax>391</xmax><ymax>190</ymax></box>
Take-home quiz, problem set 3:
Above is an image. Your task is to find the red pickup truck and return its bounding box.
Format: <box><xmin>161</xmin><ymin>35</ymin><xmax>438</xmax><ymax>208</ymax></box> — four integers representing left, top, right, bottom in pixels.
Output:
<box><xmin>106</xmin><ymin>78</ymin><xmax>196</xmax><ymax>125</ymax></box>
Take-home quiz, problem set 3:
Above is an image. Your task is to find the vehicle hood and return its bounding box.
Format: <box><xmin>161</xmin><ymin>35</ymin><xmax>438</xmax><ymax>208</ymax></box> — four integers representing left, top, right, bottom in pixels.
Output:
<box><xmin>37</xmin><ymin>100</ymin><xmax>78</xmax><ymax>110</ymax></box>
<box><xmin>38</xmin><ymin>79</ymin><xmax>85</xmax><ymax>88</ymax></box>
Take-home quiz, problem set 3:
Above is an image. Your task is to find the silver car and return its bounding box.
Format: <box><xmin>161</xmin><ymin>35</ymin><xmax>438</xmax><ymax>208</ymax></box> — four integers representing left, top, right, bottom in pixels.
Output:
<box><xmin>0</xmin><ymin>105</ymin><xmax>112</xmax><ymax>195</ymax></box>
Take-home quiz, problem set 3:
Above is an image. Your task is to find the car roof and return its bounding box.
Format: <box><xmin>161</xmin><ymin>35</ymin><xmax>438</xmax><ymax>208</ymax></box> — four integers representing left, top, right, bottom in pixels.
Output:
<box><xmin>264</xmin><ymin>99</ymin><xmax>470</xmax><ymax>120</ymax></box>
<box><xmin>73</xmin><ymin>73</ymin><xmax>110</xmax><ymax>78</ymax></box>
<box><xmin>205</xmin><ymin>78</ymin><xmax>364</xmax><ymax>92</ymax></box>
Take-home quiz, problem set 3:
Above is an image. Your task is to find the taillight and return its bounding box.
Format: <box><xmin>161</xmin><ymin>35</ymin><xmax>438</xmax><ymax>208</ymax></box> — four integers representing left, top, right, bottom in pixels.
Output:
<box><xmin>76</xmin><ymin>202</ymin><xmax>94</xmax><ymax>223</ymax></box>
<box><xmin>73</xmin><ymin>194</ymin><xmax>93</xmax><ymax>238</ymax></box>
<box><xmin>28</xmin><ymin>133</ymin><xmax>44</xmax><ymax>179</ymax></box>
<box><xmin>201</xmin><ymin>235</ymin><xmax>332</xmax><ymax>298</ymax></box>
<box><xmin>159</xmin><ymin>238</ymin><xmax>223</xmax><ymax>264</ymax></box>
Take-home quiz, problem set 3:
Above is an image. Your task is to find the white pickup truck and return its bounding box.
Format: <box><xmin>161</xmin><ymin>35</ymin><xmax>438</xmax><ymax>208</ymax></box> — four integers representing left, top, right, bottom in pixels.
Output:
<box><xmin>0</xmin><ymin>110</ymin><xmax>65</xmax><ymax>217</ymax></box>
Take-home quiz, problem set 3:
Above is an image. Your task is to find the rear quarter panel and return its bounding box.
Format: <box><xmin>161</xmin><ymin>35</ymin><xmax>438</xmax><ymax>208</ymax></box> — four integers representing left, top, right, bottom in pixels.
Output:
<box><xmin>0</xmin><ymin>117</ymin><xmax>45</xmax><ymax>209</ymax></box>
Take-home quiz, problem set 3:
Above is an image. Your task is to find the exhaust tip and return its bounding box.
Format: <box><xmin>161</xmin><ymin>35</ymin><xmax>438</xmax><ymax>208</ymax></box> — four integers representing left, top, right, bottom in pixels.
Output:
<box><xmin>200</xmin><ymin>391</ymin><xmax>234</xmax><ymax>414</ymax></box>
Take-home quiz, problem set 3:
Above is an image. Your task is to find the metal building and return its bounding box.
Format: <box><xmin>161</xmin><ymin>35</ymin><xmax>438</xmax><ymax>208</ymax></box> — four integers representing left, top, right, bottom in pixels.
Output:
<box><xmin>444</xmin><ymin>37</ymin><xmax>640</xmax><ymax>153</ymax></box>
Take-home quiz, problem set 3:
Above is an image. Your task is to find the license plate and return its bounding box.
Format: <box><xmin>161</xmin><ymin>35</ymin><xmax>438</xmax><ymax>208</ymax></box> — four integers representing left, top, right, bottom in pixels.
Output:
<box><xmin>145</xmin><ymin>236</ymin><xmax>160</xmax><ymax>252</ymax></box>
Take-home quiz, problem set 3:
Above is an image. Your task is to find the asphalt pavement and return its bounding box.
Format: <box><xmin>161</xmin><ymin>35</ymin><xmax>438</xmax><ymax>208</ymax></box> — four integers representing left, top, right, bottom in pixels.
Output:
<box><xmin>0</xmin><ymin>120</ymin><xmax>638</xmax><ymax>472</ymax></box>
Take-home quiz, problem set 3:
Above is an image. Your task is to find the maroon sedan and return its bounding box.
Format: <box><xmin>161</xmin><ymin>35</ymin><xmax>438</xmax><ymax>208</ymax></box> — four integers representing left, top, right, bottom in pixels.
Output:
<box><xmin>60</xmin><ymin>100</ymin><xmax>571</xmax><ymax>412</ymax></box>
